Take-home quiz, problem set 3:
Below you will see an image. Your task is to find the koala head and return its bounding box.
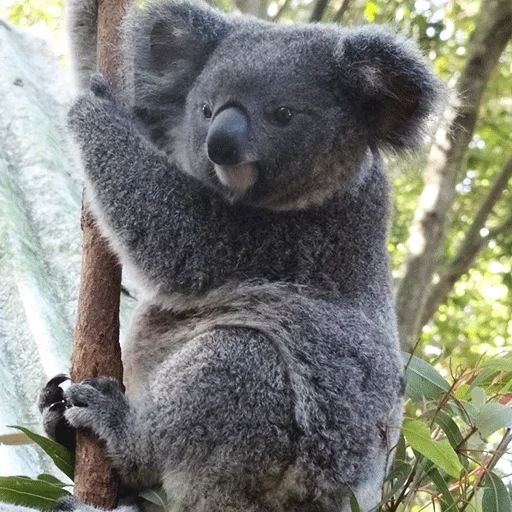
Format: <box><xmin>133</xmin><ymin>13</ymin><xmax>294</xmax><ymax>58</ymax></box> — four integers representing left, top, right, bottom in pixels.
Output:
<box><xmin>125</xmin><ymin>2</ymin><xmax>444</xmax><ymax>210</ymax></box>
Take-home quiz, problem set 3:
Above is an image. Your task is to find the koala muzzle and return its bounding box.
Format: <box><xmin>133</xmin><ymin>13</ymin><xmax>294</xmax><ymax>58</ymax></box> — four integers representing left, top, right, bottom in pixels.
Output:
<box><xmin>207</xmin><ymin>107</ymin><xmax>249</xmax><ymax>166</ymax></box>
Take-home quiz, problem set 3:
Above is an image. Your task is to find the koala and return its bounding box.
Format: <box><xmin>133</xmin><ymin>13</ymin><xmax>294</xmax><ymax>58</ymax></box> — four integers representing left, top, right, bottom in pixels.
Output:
<box><xmin>3</xmin><ymin>2</ymin><xmax>445</xmax><ymax>512</ymax></box>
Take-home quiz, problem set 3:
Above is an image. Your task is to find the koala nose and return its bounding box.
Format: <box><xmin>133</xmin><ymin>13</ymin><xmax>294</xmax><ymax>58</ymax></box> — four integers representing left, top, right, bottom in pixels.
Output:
<box><xmin>207</xmin><ymin>107</ymin><xmax>249</xmax><ymax>166</ymax></box>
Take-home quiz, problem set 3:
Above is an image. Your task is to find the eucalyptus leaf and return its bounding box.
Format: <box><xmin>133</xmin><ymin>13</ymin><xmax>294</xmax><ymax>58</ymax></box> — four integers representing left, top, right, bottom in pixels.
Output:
<box><xmin>8</xmin><ymin>426</ymin><xmax>74</xmax><ymax>480</ymax></box>
<box><xmin>139</xmin><ymin>488</ymin><xmax>169</xmax><ymax>511</ymax></box>
<box><xmin>481</xmin><ymin>356</ymin><xmax>512</xmax><ymax>373</ymax></box>
<box><xmin>427</xmin><ymin>466</ymin><xmax>457</xmax><ymax>510</ymax></box>
<box><xmin>475</xmin><ymin>402</ymin><xmax>512</xmax><ymax>438</ymax></box>
<box><xmin>349</xmin><ymin>490</ymin><xmax>362</xmax><ymax>512</ymax></box>
<box><xmin>403</xmin><ymin>353</ymin><xmax>450</xmax><ymax>402</ymax></box>
<box><xmin>481</xmin><ymin>471</ymin><xmax>512</xmax><ymax>512</ymax></box>
<box><xmin>0</xmin><ymin>476</ymin><xmax>71</xmax><ymax>510</ymax></box>
<box><xmin>402</xmin><ymin>420</ymin><xmax>463</xmax><ymax>478</ymax></box>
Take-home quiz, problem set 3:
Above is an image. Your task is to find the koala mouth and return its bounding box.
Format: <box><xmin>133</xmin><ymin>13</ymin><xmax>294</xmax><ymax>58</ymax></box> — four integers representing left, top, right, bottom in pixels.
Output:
<box><xmin>214</xmin><ymin>163</ymin><xmax>258</xmax><ymax>197</ymax></box>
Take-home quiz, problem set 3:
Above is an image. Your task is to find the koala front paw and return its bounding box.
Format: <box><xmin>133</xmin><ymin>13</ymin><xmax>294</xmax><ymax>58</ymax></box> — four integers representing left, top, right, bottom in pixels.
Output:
<box><xmin>53</xmin><ymin>496</ymin><xmax>80</xmax><ymax>512</ymax></box>
<box><xmin>89</xmin><ymin>73</ymin><xmax>115</xmax><ymax>102</ymax></box>
<box><xmin>38</xmin><ymin>375</ymin><xmax>76</xmax><ymax>453</ymax></box>
<box><xmin>64</xmin><ymin>377</ymin><xmax>127</xmax><ymax>439</ymax></box>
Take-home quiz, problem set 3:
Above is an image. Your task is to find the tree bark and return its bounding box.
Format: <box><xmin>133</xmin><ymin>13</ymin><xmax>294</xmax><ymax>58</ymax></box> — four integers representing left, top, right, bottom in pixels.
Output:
<box><xmin>70</xmin><ymin>0</ymin><xmax>131</xmax><ymax>507</ymax></box>
<box><xmin>395</xmin><ymin>0</ymin><xmax>512</xmax><ymax>352</ymax></box>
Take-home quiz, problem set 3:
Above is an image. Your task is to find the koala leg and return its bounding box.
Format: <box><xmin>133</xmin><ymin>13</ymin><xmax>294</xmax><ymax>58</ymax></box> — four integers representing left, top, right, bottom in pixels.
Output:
<box><xmin>146</xmin><ymin>327</ymin><xmax>298</xmax><ymax>512</ymax></box>
<box><xmin>63</xmin><ymin>378</ymin><xmax>158</xmax><ymax>491</ymax></box>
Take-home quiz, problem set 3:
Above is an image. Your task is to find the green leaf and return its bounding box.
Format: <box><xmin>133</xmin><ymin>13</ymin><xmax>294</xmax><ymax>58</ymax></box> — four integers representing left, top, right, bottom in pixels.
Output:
<box><xmin>0</xmin><ymin>476</ymin><xmax>71</xmax><ymax>510</ymax></box>
<box><xmin>382</xmin><ymin>462</ymin><xmax>413</xmax><ymax>503</ymax></box>
<box><xmin>36</xmin><ymin>475</ymin><xmax>68</xmax><ymax>488</ymax></box>
<box><xmin>471</xmin><ymin>387</ymin><xmax>487</xmax><ymax>407</ymax></box>
<box><xmin>427</xmin><ymin>466</ymin><xmax>457</xmax><ymax>510</ymax></box>
<box><xmin>139</xmin><ymin>488</ymin><xmax>169</xmax><ymax>511</ymax></box>
<box><xmin>402</xmin><ymin>420</ymin><xmax>463</xmax><ymax>478</ymax></box>
<box><xmin>404</xmin><ymin>354</ymin><xmax>450</xmax><ymax>402</ymax></box>
<box><xmin>481</xmin><ymin>472</ymin><xmax>512</xmax><ymax>512</ymax></box>
<box><xmin>430</xmin><ymin>410</ymin><xmax>464</xmax><ymax>449</ymax></box>
<box><xmin>475</xmin><ymin>402</ymin><xmax>512</xmax><ymax>438</ymax></box>
<box><xmin>349</xmin><ymin>490</ymin><xmax>362</xmax><ymax>512</ymax></box>
<box><xmin>481</xmin><ymin>356</ymin><xmax>512</xmax><ymax>373</ymax></box>
<box><xmin>8</xmin><ymin>426</ymin><xmax>74</xmax><ymax>480</ymax></box>
<box><xmin>447</xmin><ymin>399</ymin><xmax>480</xmax><ymax>425</ymax></box>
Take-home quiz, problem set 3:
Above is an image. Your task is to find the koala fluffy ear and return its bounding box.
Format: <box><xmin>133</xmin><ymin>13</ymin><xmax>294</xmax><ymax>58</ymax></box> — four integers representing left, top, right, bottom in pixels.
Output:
<box><xmin>336</xmin><ymin>26</ymin><xmax>446</xmax><ymax>152</ymax></box>
<box><xmin>147</xmin><ymin>2</ymin><xmax>232</xmax><ymax>71</ymax></box>
<box><xmin>122</xmin><ymin>2</ymin><xmax>231</xmax><ymax>105</ymax></box>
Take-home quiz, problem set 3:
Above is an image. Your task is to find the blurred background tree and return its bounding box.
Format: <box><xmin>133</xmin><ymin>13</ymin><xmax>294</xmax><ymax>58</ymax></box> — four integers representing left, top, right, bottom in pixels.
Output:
<box><xmin>0</xmin><ymin>0</ymin><xmax>511</xmax><ymax>509</ymax></box>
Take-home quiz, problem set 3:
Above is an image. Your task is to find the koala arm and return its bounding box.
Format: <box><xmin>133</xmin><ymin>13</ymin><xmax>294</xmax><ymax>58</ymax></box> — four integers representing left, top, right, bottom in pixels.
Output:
<box><xmin>68</xmin><ymin>77</ymin><xmax>304</xmax><ymax>294</ymax></box>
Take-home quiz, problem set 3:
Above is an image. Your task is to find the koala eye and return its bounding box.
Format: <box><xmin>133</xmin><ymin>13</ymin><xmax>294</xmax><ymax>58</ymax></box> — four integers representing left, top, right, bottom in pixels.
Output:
<box><xmin>202</xmin><ymin>103</ymin><xmax>213</xmax><ymax>120</ymax></box>
<box><xmin>273</xmin><ymin>107</ymin><xmax>293</xmax><ymax>125</ymax></box>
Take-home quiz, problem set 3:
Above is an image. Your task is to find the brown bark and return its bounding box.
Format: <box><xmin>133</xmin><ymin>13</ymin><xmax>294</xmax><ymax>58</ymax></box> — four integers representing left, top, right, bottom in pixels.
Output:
<box><xmin>395</xmin><ymin>0</ymin><xmax>512</xmax><ymax>352</ymax></box>
<box><xmin>70</xmin><ymin>0</ymin><xmax>131</xmax><ymax>507</ymax></box>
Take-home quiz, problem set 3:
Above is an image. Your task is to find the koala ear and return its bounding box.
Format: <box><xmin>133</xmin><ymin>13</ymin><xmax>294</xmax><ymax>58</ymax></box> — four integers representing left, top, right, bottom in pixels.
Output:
<box><xmin>336</xmin><ymin>26</ymin><xmax>446</xmax><ymax>151</ymax></box>
<box><xmin>147</xmin><ymin>2</ymin><xmax>232</xmax><ymax>71</ymax></box>
<box><xmin>122</xmin><ymin>2</ymin><xmax>232</xmax><ymax>106</ymax></box>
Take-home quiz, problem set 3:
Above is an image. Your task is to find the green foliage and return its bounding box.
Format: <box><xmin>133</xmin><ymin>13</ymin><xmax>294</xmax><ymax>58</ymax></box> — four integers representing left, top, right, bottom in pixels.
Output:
<box><xmin>0</xmin><ymin>428</ymin><xmax>73</xmax><ymax>510</ymax></box>
<box><xmin>377</xmin><ymin>354</ymin><xmax>512</xmax><ymax>511</ymax></box>
<box><xmin>8</xmin><ymin>426</ymin><xmax>75</xmax><ymax>480</ymax></box>
<box><xmin>0</xmin><ymin>476</ymin><xmax>71</xmax><ymax>510</ymax></box>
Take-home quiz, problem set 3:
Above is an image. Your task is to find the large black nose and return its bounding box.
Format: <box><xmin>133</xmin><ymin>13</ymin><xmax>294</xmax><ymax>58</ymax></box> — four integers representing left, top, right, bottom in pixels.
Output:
<box><xmin>207</xmin><ymin>107</ymin><xmax>249</xmax><ymax>166</ymax></box>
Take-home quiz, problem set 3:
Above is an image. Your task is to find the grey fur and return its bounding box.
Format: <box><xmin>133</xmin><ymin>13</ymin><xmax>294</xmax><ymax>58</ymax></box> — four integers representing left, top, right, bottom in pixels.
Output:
<box><xmin>6</xmin><ymin>3</ymin><xmax>445</xmax><ymax>512</ymax></box>
<box><xmin>65</xmin><ymin>0</ymin><xmax>97</xmax><ymax>90</ymax></box>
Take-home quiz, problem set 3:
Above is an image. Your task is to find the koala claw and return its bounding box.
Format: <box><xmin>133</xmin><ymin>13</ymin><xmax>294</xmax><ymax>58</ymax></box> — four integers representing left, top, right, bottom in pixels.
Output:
<box><xmin>89</xmin><ymin>73</ymin><xmax>114</xmax><ymax>102</ymax></box>
<box><xmin>64</xmin><ymin>377</ymin><xmax>127</xmax><ymax>436</ymax></box>
<box><xmin>39</xmin><ymin>375</ymin><xmax>75</xmax><ymax>453</ymax></box>
<box><xmin>38</xmin><ymin>374</ymin><xmax>69</xmax><ymax>413</ymax></box>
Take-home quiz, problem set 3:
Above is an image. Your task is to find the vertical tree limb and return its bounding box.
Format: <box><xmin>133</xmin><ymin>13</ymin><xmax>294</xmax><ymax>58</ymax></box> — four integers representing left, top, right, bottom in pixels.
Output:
<box><xmin>333</xmin><ymin>0</ymin><xmax>351</xmax><ymax>23</ymax></box>
<box><xmin>309</xmin><ymin>0</ymin><xmax>330</xmax><ymax>22</ymax></box>
<box><xmin>70</xmin><ymin>0</ymin><xmax>131</xmax><ymax>507</ymax></box>
<box><xmin>395</xmin><ymin>0</ymin><xmax>512</xmax><ymax>352</ymax></box>
<box><xmin>419</xmin><ymin>157</ymin><xmax>512</xmax><ymax>325</ymax></box>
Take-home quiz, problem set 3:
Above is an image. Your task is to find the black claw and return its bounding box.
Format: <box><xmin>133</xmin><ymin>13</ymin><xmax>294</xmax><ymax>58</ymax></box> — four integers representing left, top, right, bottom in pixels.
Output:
<box><xmin>38</xmin><ymin>374</ymin><xmax>70</xmax><ymax>413</ymax></box>
<box><xmin>39</xmin><ymin>374</ymin><xmax>75</xmax><ymax>453</ymax></box>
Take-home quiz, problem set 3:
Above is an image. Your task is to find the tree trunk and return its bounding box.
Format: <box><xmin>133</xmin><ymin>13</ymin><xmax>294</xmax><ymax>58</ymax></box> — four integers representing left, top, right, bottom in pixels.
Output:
<box><xmin>419</xmin><ymin>157</ymin><xmax>512</xmax><ymax>326</ymax></box>
<box><xmin>310</xmin><ymin>0</ymin><xmax>329</xmax><ymax>22</ymax></box>
<box><xmin>395</xmin><ymin>0</ymin><xmax>512</xmax><ymax>352</ymax></box>
<box><xmin>70</xmin><ymin>0</ymin><xmax>131</xmax><ymax>507</ymax></box>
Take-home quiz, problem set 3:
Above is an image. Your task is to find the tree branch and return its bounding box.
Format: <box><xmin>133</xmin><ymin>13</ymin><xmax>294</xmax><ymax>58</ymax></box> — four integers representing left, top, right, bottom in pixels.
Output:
<box><xmin>70</xmin><ymin>0</ymin><xmax>131</xmax><ymax>507</ymax></box>
<box><xmin>420</xmin><ymin>157</ymin><xmax>512</xmax><ymax>325</ymax></box>
<box><xmin>333</xmin><ymin>0</ymin><xmax>351</xmax><ymax>23</ymax></box>
<box><xmin>271</xmin><ymin>0</ymin><xmax>291</xmax><ymax>22</ymax></box>
<box><xmin>395</xmin><ymin>0</ymin><xmax>512</xmax><ymax>351</ymax></box>
<box><xmin>309</xmin><ymin>0</ymin><xmax>330</xmax><ymax>22</ymax></box>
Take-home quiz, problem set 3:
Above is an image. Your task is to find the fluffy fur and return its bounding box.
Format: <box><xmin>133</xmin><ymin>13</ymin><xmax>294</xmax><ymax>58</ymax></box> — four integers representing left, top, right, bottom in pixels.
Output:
<box><xmin>4</xmin><ymin>2</ymin><xmax>445</xmax><ymax>512</ymax></box>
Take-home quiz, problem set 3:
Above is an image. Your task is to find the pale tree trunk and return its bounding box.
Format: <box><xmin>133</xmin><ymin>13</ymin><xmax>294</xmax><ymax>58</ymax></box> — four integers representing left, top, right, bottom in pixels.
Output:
<box><xmin>235</xmin><ymin>0</ymin><xmax>267</xmax><ymax>18</ymax></box>
<box><xmin>420</xmin><ymin>158</ymin><xmax>512</xmax><ymax>327</ymax></box>
<box><xmin>395</xmin><ymin>0</ymin><xmax>512</xmax><ymax>352</ymax></box>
